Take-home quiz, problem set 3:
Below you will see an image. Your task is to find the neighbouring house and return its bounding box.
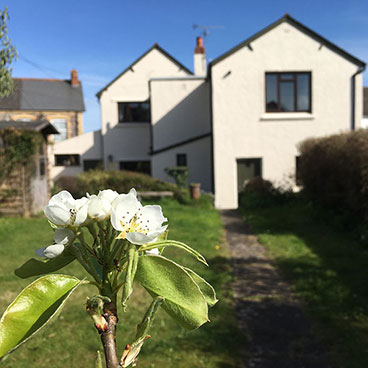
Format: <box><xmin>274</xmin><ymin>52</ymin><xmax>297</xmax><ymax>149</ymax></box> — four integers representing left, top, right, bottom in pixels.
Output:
<box><xmin>0</xmin><ymin>70</ymin><xmax>85</xmax><ymax>142</ymax></box>
<box><xmin>0</xmin><ymin>70</ymin><xmax>85</xmax><ymax>215</ymax></box>
<box><xmin>52</xmin><ymin>14</ymin><xmax>365</xmax><ymax>209</ymax></box>
<box><xmin>0</xmin><ymin>119</ymin><xmax>58</xmax><ymax>216</ymax></box>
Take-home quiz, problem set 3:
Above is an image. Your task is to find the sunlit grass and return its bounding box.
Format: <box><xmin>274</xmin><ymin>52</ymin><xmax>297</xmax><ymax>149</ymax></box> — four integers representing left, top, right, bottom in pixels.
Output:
<box><xmin>0</xmin><ymin>198</ymin><xmax>244</xmax><ymax>367</ymax></box>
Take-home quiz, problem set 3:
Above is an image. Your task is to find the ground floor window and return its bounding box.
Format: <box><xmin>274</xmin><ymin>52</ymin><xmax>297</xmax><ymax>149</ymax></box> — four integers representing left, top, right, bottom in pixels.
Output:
<box><xmin>176</xmin><ymin>153</ymin><xmax>187</xmax><ymax>166</ymax></box>
<box><xmin>55</xmin><ymin>154</ymin><xmax>80</xmax><ymax>166</ymax></box>
<box><xmin>295</xmin><ymin>156</ymin><xmax>302</xmax><ymax>185</ymax></box>
<box><xmin>236</xmin><ymin>158</ymin><xmax>262</xmax><ymax>192</ymax></box>
<box><xmin>83</xmin><ymin>159</ymin><xmax>103</xmax><ymax>171</ymax></box>
<box><xmin>119</xmin><ymin>161</ymin><xmax>151</xmax><ymax>175</ymax></box>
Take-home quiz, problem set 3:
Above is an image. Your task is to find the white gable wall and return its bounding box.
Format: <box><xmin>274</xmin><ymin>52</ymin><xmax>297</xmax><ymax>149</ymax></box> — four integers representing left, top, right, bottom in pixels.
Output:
<box><xmin>211</xmin><ymin>21</ymin><xmax>363</xmax><ymax>209</ymax></box>
<box><xmin>99</xmin><ymin>48</ymin><xmax>190</xmax><ymax>167</ymax></box>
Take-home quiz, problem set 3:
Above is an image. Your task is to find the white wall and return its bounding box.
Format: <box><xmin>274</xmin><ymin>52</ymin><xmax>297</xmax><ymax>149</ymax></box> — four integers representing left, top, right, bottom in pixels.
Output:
<box><xmin>211</xmin><ymin>21</ymin><xmax>364</xmax><ymax>209</ymax></box>
<box><xmin>99</xmin><ymin>47</ymin><xmax>190</xmax><ymax>167</ymax></box>
<box><xmin>150</xmin><ymin>78</ymin><xmax>210</xmax><ymax>150</ymax></box>
<box><xmin>152</xmin><ymin>136</ymin><xmax>212</xmax><ymax>191</ymax></box>
<box><xmin>50</xmin><ymin>130</ymin><xmax>102</xmax><ymax>180</ymax></box>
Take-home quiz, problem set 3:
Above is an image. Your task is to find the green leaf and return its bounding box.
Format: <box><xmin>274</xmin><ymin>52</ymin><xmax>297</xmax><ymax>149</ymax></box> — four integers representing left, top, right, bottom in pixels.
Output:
<box><xmin>0</xmin><ymin>274</ymin><xmax>82</xmax><ymax>360</ymax></box>
<box><xmin>135</xmin><ymin>296</ymin><xmax>164</xmax><ymax>340</ymax></box>
<box><xmin>121</xmin><ymin>244</ymin><xmax>138</xmax><ymax>310</ymax></box>
<box><xmin>14</xmin><ymin>249</ymin><xmax>76</xmax><ymax>279</ymax></box>
<box><xmin>184</xmin><ymin>268</ymin><xmax>218</xmax><ymax>307</ymax></box>
<box><xmin>136</xmin><ymin>255</ymin><xmax>208</xmax><ymax>330</ymax></box>
<box><xmin>139</xmin><ymin>240</ymin><xmax>208</xmax><ymax>266</ymax></box>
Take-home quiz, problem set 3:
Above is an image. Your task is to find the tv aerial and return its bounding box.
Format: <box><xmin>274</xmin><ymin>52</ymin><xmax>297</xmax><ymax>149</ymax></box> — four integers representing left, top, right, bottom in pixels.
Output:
<box><xmin>192</xmin><ymin>24</ymin><xmax>225</xmax><ymax>38</ymax></box>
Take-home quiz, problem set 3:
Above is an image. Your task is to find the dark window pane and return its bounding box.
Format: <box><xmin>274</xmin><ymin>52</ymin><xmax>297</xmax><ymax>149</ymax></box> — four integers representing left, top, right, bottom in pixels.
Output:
<box><xmin>55</xmin><ymin>154</ymin><xmax>80</xmax><ymax>166</ymax></box>
<box><xmin>176</xmin><ymin>153</ymin><xmax>187</xmax><ymax>166</ymax></box>
<box><xmin>297</xmin><ymin>74</ymin><xmax>310</xmax><ymax>111</ymax></box>
<box><xmin>118</xmin><ymin>101</ymin><xmax>150</xmax><ymax>123</ymax></box>
<box><xmin>119</xmin><ymin>161</ymin><xmax>151</xmax><ymax>175</ymax></box>
<box><xmin>266</xmin><ymin>74</ymin><xmax>278</xmax><ymax>112</ymax></box>
<box><xmin>39</xmin><ymin>158</ymin><xmax>46</xmax><ymax>176</ymax></box>
<box><xmin>280</xmin><ymin>81</ymin><xmax>295</xmax><ymax>111</ymax></box>
<box><xmin>280</xmin><ymin>73</ymin><xmax>294</xmax><ymax>80</ymax></box>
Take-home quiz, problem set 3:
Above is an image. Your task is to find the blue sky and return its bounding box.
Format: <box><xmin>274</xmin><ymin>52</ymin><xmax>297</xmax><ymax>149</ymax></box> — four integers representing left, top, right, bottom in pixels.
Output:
<box><xmin>6</xmin><ymin>0</ymin><xmax>368</xmax><ymax>132</ymax></box>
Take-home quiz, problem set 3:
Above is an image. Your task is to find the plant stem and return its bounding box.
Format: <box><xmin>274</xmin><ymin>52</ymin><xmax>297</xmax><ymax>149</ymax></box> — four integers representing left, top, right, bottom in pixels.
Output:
<box><xmin>101</xmin><ymin>301</ymin><xmax>120</xmax><ymax>368</ymax></box>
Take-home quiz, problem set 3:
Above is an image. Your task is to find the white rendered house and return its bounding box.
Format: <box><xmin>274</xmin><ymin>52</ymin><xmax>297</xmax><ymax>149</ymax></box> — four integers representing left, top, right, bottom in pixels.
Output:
<box><xmin>52</xmin><ymin>14</ymin><xmax>366</xmax><ymax>209</ymax></box>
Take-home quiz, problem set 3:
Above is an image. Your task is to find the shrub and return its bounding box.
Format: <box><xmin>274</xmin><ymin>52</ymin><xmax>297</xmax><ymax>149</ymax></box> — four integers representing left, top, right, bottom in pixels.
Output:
<box><xmin>55</xmin><ymin>170</ymin><xmax>181</xmax><ymax>199</ymax></box>
<box><xmin>298</xmin><ymin>129</ymin><xmax>368</xmax><ymax>217</ymax></box>
<box><xmin>164</xmin><ymin>166</ymin><xmax>189</xmax><ymax>188</ymax></box>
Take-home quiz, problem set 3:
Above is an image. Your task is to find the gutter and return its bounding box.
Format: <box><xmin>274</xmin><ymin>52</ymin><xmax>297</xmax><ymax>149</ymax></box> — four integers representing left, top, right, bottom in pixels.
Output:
<box><xmin>351</xmin><ymin>65</ymin><xmax>366</xmax><ymax>131</ymax></box>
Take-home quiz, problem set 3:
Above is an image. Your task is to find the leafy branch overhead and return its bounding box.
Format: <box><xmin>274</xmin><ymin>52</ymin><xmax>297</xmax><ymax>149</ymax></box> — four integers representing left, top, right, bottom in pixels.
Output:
<box><xmin>0</xmin><ymin>188</ymin><xmax>217</xmax><ymax>368</ymax></box>
<box><xmin>0</xmin><ymin>7</ymin><xmax>17</xmax><ymax>97</ymax></box>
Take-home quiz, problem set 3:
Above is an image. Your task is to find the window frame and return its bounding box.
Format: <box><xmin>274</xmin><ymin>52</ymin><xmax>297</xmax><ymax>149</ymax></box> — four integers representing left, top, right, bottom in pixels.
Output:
<box><xmin>119</xmin><ymin>160</ymin><xmax>151</xmax><ymax>175</ymax></box>
<box><xmin>118</xmin><ymin>101</ymin><xmax>151</xmax><ymax>123</ymax></box>
<box><xmin>265</xmin><ymin>72</ymin><xmax>312</xmax><ymax>113</ymax></box>
<box><xmin>54</xmin><ymin>154</ymin><xmax>80</xmax><ymax>167</ymax></box>
<box><xmin>176</xmin><ymin>153</ymin><xmax>187</xmax><ymax>167</ymax></box>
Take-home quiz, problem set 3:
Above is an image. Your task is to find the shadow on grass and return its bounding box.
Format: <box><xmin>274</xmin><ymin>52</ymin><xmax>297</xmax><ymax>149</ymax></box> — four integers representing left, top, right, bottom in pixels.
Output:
<box><xmin>240</xmin><ymin>200</ymin><xmax>368</xmax><ymax>368</ymax></box>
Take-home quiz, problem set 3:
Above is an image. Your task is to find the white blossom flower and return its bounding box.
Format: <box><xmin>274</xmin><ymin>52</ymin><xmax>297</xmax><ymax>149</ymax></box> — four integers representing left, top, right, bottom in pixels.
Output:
<box><xmin>98</xmin><ymin>189</ymin><xmax>119</xmax><ymax>203</ymax></box>
<box><xmin>36</xmin><ymin>243</ymin><xmax>65</xmax><ymax>259</ymax></box>
<box><xmin>36</xmin><ymin>228</ymin><xmax>76</xmax><ymax>259</ymax></box>
<box><xmin>44</xmin><ymin>190</ymin><xmax>88</xmax><ymax>227</ymax></box>
<box><xmin>86</xmin><ymin>189</ymin><xmax>119</xmax><ymax>221</ymax></box>
<box><xmin>111</xmin><ymin>189</ymin><xmax>167</xmax><ymax>245</ymax></box>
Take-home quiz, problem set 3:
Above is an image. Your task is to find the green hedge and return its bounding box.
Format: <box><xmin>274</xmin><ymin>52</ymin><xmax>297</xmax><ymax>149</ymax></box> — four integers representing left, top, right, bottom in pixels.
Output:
<box><xmin>298</xmin><ymin>129</ymin><xmax>368</xmax><ymax>216</ymax></box>
<box><xmin>54</xmin><ymin>170</ymin><xmax>180</xmax><ymax>198</ymax></box>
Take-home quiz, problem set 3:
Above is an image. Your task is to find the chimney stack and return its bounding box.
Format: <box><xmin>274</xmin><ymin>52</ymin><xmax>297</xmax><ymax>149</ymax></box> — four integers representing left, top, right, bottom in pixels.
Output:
<box><xmin>71</xmin><ymin>69</ymin><xmax>79</xmax><ymax>86</ymax></box>
<box><xmin>194</xmin><ymin>37</ymin><xmax>206</xmax><ymax>76</ymax></box>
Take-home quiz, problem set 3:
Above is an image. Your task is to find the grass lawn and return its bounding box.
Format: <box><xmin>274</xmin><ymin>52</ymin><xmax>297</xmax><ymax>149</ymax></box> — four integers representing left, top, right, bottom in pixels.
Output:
<box><xmin>0</xmin><ymin>198</ymin><xmax>244</xmax><ymax>367</ymax></box>
<box><xmin>240</xmin><ymin>195</ymin><xmax>368</xmax><ymax>368</ymax></box>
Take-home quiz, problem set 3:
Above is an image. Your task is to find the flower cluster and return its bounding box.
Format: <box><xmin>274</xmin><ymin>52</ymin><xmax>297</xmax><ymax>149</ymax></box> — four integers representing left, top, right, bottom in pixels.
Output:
<box><xmin>39</xmin><ymin>188</ymin><xmax>168</xmax><ymax>259</ymax></box>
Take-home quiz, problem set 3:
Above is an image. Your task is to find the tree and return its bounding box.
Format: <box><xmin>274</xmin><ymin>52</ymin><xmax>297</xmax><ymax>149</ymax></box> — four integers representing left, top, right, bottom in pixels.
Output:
<box><xmin>0</xmin><ymin>6</ymin><xmax>17</xmax><ymax>97</ymax></box>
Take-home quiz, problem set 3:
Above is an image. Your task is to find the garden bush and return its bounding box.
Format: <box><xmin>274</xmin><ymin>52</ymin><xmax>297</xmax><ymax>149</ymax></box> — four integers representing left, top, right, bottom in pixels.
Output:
<box><xmin>55</xmin><ymin>170</ymin><xmax>184</xmax><ymax>201</ymax></box>
<box><xmin>298</xmin><ymin>129</ymin><xmax>368</xmax><ymax>217</ymax></box>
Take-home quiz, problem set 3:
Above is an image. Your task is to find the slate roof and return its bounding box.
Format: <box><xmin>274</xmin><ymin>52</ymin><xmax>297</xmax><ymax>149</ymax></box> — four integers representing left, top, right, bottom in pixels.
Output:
<box><xmin>364</xmin><ymin>87</ymin><xmax>368</xmax><ymax>117</ymax></box>
<box><xmin>0</xmin><ymin>119</ymin><xmax>59</xmax><ymax>135</ymax></box>
<box><xmin>0</xmin><ymin>78</ymin><xmax>85</xmax><ymax>112</ymax></box>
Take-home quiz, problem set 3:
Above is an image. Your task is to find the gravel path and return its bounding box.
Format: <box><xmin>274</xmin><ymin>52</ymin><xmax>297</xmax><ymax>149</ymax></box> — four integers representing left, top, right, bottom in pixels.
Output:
<box><xmin>221</xmin><ymin>210</ymin><xmax>333</xmax><ymax>368</ymax></box>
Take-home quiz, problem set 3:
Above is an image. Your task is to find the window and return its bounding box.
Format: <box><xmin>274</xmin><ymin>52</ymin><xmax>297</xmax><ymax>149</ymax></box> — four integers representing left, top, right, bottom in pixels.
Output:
<box><xmin>39</xmin><ymin>157</ymin><xmax>46</xmax><ymax>177</ymax></box>
<box><xmin>55</xmin><ymin>154</ymin><xmax>80</xmax><ymax>166</ymax></box>
<box><xmin>237</xmin><ymin>158</ymin><xmax>262</xmax><ymax>192</ymax></box>
<box><xmin>51</xmin><ymin>119</ymin><xmax>68</xmax><ymax>141</ymax></box>
<box><xmin>119</xmin><ymin>161</ymin><xmax>151</xmax><ymax>175</ymax></box>
<box><xmin>266</xmin><ymin>72</ymin><xmax>311</xmax><ymax>112</ymax></box>
<box><xmin>118</xmin><ymin>101</ymin><xmax>150</xmax><ymax>123</ymax></box>
<box><xmin>84</xmin><ymin>160</ymin><xmax>103</xmax><ymax>171</ymax></box>
<box><xmin>176</xmin><ymin>153</ymin><xmax>187</xmax><ymax>166</ymax></box>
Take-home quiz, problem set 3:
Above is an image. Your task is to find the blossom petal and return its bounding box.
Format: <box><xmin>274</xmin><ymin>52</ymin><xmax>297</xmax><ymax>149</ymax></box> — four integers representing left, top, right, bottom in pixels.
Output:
<box><xmin>44</xmin><ymin>205</ymin><xmax>71</xmax><ymax>226</ymax></box>
<box><xmin>126</xmin><ymin>225</ymin><xmax>168</xmax><ymax>245</ymax></box>
<box><xmin>35</xmin><ymin>247</ymin><xmax>47</xmax><ymax>257</ymax></box>
<box><xmin>98</xmin><ymin>189</ymin><xmax>119</xmax><ymax>203</ymax></box>
<box><xmin>140</xmin><ymin>205</ymin><xmax>167</xmax><ymax>229</ymax></box>
<box><xmin>145</xmin><ymin>248</ymin><xmax>160</xmax><ymax>255</ymax></box>
<box><xmin>111</xmin><ymin>193</ymin><xmax>140</xmax><ymax>230</ymax></box>
<box><xmin>43</xmin><ymin>243</ymin><xmax>65</xmax><ymax>259</ymax></box>
<box><xmin>88</xmin><ymin>196</ymin><xmax>111</xmax><ymax>221</ymax></box>
<box><xmin>54</xmin><ymin>228</ymin><xmax>75</xmax><ymax>245</ymax></box>
<box><xmin>74</xmin><ymin>203</ymin><xmax>88</xmax><ymax>225</ymax></box>
<box><xmin>49</xmin><ymin>190</ymin><xmax>75</xmax><ymax>209</ymax></box>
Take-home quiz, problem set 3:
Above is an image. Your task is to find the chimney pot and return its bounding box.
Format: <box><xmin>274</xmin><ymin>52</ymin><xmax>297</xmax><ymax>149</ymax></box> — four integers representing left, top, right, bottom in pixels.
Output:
<box><xmin>71</xmin><ymin>69</ymin><xmax>79</xmax><ymax>86</ymax></box>
<box><xmin>194</xmin><ymin>36</ymin><xmax>205</xmax><ymax>54</ymax></box>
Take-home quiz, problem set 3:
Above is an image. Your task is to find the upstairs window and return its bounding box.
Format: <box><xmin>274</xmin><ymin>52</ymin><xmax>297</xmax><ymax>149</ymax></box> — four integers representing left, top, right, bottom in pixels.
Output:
<box><xmin>51</xmin><ymin>119</ymin><xmax>68</xmax><ymax>141</ymax></box>
<box><xmin>266</xmin><ymin>72</ymin><xmax>311</xmax><ymax>113</ymax></box>
<box><xmin>118</xmin><ymin>101</ymin><xmax>150</xmax><ymax>123</ymax></box>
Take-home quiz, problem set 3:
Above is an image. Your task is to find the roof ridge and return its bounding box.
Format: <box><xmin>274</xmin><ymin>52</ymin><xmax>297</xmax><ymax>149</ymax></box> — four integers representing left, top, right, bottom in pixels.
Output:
<box><xmin>13</xmin><ymin>77</ymin><xmax>68</xmax><ymax>82</ymax></box>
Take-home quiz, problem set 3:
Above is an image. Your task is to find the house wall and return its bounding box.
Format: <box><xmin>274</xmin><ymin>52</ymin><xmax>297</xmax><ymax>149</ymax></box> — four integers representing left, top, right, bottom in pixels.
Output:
<box><xmin>0</xmin><ymin>110</ymin><xmax>83</xmax><ymax>138</ymax></box>
<box><xmin>50</xmin><ymin>130</ymin><xmax>102</xmax><ymax>180</ymax></box>
<box><xmin>150</xmin><ymin>78</ymin><xmax>210</xmax><ymax>150</ymax></box>
<box><xmin>99</xmin><ymin>48</ymin><xmax>190</xmax><ymax>168</ymax></box>
<box><xmin>151</xmin><ymin>136</ymin><xmax>212</xmax><ymax>191</ymax></box>
<box><xmin>211</xmin><ymin>21</ymin><xmax>364</xmax><ymax>209</ymax></box>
